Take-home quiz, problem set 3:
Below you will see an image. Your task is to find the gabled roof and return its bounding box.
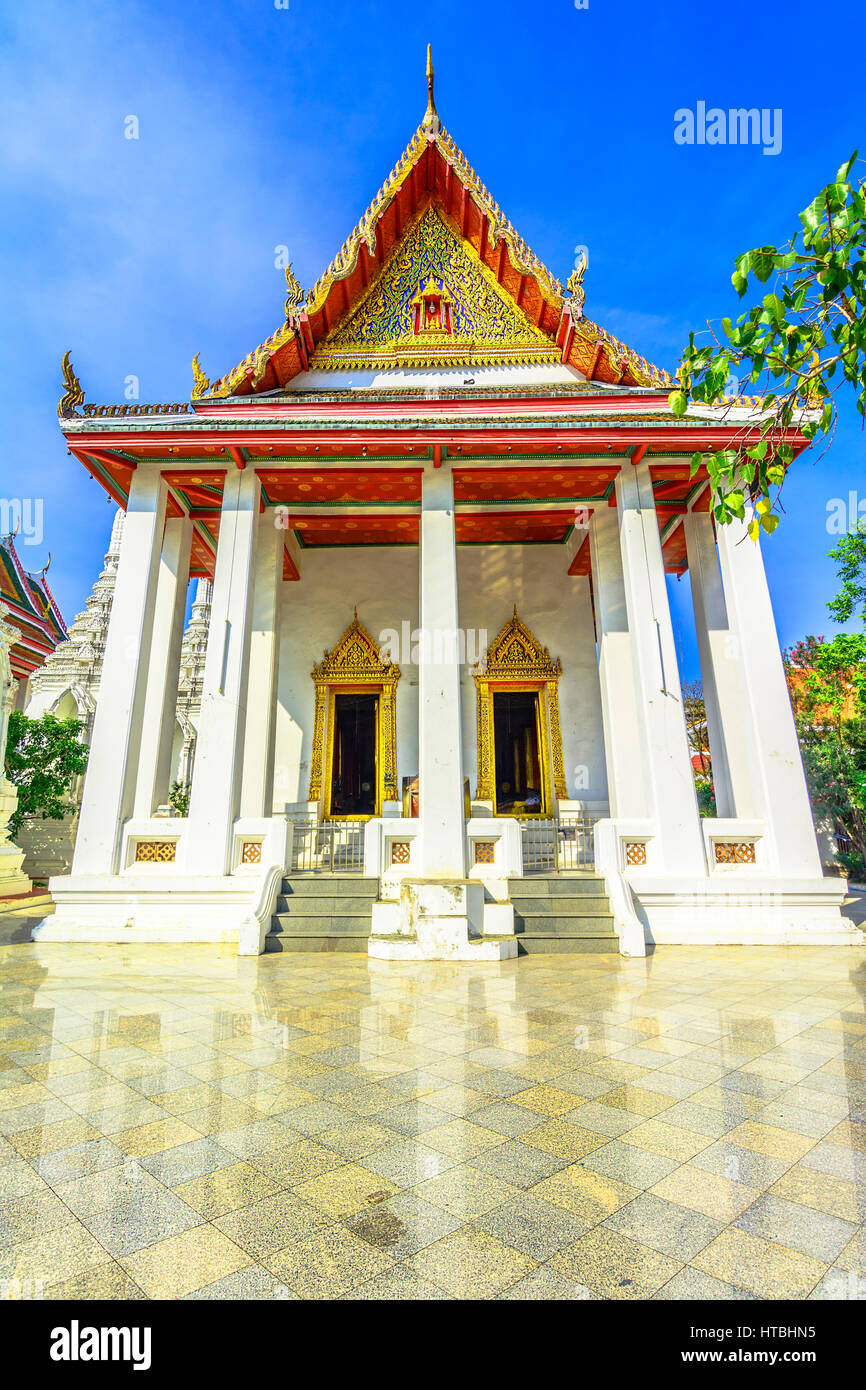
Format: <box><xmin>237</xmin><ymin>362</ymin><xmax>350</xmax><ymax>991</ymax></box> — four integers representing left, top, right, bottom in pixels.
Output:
<box><xmin>191</xmin><ymin>58</ymin><xmax>674</xmax><ymax>401</ymax></box>
<box><xmin>0</xmin><ymin>534</ymin><xmax>68</xmax><ymax>679</ymax></box>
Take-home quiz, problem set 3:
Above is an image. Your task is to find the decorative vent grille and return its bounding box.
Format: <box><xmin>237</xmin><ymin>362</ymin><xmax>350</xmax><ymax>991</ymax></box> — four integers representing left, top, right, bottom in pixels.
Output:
<box><xmin>390</xmin><ymin>841</ymin><xmax>411</xmax><ymax>865</ymax></box>
<box><xmin>241</xmin><ymin>842</ymin><xmax>262</xmax><ymax>865</ymax></box>
<box><xmin>474</xmin><ymin>841</ymin><xmax>495</xmax><ymax>865</ymax></box>
<box><xmin>134</xmin><ymin>841</ymin><xmax>177</xmax><ymax>863</ymax></box>
<box><xmin>624</xmin><ymin>841</ymin><xmax>647</xmax><ymax>866</ymax></box>
<box><xmin>714</xmin><ymin>841</ymin><xmax>756</xmax><ymax>865</ymax></box>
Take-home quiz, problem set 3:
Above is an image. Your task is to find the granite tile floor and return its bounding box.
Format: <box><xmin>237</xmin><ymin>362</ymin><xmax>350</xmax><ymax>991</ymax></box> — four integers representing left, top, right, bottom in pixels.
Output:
<box><xmin>0</xmin><ymin>905</ymin><xmax>864</xmax><ymax>1301</ymax></box>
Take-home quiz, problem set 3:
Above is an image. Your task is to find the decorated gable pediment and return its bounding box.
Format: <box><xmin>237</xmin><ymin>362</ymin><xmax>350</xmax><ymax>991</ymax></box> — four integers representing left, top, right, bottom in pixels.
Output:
<box><xmin>477</xmin><ymin>607</ymin><xmax>562</xmax><ymax>681</ymax></box>
<box><xmin>311</xmin><ymin>205</ymin><xmax>557</xmax><ymax>371</ymax></box>
<box><xmin>312</xmin><ymin>610</ymin><xmax>400</xmax><ymax>683</ymax></box>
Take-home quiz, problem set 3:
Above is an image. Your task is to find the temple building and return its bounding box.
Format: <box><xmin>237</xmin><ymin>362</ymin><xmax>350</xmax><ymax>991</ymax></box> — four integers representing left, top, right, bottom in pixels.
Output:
<box><xmin>34</xmin><ymin>54</ymin><xmax>860</xmax><ymax>956</ymax></box>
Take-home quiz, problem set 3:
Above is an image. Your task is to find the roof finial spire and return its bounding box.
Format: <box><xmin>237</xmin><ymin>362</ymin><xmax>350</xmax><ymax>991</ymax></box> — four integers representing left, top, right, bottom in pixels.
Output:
<box><xmin>422</xmin><ymin>43</ymin><xmax>440</xmax><ymax>133</ymax></box>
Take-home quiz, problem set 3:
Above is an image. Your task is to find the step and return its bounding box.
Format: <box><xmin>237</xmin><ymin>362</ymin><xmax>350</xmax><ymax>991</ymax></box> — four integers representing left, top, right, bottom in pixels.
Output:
<box><xmin>514</xmin><ymin>917</ymin><xmax>617</xmax><ymax>939</ymax></box>
<box><xmin>509</xmin><ymin>896</ymin><xmax>614</xmax><ymax>917</ymax></box>
<box><xmin>270</xmin><ymin>914</ymin><xmax>373</xmax><ymax>936</ymax></box>
<box><xmin>275</xmin><ymin>894</ymin><xmax>379</xmax><ymax>915</ymax></box>
<box><xmin>280</xmin><ymin>876</ymin><xmax>378</xmax><ymax>898</ymax></box>
<box><xmin>265</xmin><ymin>935</ymin><xmax>370</xmax><ymax>953</ymax></box>
<box><xmin>516</xmin><ymin>937</ymin><xmax>621</xmax><ymax>955</ymax></box>
<box><xmin>508</xmin><ymin>876</ymin><xmax>607</xmax><ymax>897</ymax></box>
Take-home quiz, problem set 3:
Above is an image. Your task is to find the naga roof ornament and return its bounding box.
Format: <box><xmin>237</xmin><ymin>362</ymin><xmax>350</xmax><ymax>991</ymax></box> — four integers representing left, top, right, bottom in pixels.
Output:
<box><xmin>58</xmin><ymin>351</ymin><xmax>85</xmax><ymax>419</ymax></box>
<box><xmin>283</xmin><ymin>263</ymin><xmax>306</xmax><ymax>320</ymax></box>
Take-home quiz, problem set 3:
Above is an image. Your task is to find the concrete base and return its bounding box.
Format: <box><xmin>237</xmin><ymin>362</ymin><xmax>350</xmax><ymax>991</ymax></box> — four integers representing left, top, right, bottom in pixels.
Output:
<box><xmin>369</xmin><ymin>878</ymin><xmax>517</xmax><ymax>961</ymax></box>
<box><xmin>631</xmin><ymin>876</ymin><xmax>863</xmax><ymax>946</ymax></box>
<box><xmin>33</xmin><ymin>873</ymin><xmax>259</xmax><ymax>944</ymax></box>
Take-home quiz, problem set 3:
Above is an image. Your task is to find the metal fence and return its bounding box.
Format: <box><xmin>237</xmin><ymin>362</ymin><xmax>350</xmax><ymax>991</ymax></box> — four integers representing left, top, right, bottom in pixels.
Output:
<box><xmin>518</xmin><ymin>814</ymin><xmax>599</xmax><ymax>873</ymax></box>
<box><xmin>289</xmin><ymin>818</ymin><xmax>365</xmax><ymax>874</ymax></box>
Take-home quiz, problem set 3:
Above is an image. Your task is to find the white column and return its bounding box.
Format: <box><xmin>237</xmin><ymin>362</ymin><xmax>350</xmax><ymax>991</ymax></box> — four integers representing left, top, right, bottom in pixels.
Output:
<box><xmin>589</xmin><ymin>507</ymin><xmax>649</xmax><ymax>819</ymax></box>
<box><xmin>715</xmin><ymin>514</ymin><xmax>822</xmax><ymax>876</ymax></box>
<box><xmin>72</xmin><ymin>470</ymin><xmax>167</xmax><ymax>875</ymax></box>
<box><xmin>133</xmin><ymin>516</ymin><xmax>192</xmax><ymax>818</ymax></box>
<box><xmin>683</xmin><ymin>509</ymin><xmax>755</xmax><ymax>819</ymax></box>
<box><xmin>616</xmin><ymin>463</ymin><xmax>705</xmax><ymax>874</ymax></box>
<box><xmin>240</xmin><ymin>508</ymin><xmax>281</xmax><ymax>818</ymax></box>
<box><xmin>418</xmin><ymin>468</ymin><xmax>466</xmax><ymax>878</ymax></box>
<box><xmin>183</xmin><ymin>468</ymin><xmax>260</xmax><ymax>875</ymax></box>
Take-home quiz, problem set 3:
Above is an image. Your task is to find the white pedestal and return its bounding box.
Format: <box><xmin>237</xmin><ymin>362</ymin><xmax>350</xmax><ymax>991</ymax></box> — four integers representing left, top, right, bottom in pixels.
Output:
<box><xmin>369</xmin><ymin>878</ymin><xmax>517</xmax><ymax>960</ymax></box>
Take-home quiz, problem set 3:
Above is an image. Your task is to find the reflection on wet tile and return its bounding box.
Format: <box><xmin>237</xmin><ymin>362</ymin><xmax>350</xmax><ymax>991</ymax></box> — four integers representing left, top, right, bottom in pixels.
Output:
<box><xmin>605</xmin><ymin>1192</ymin><xmax>723</xmax><ymax>1261</ymax></box>
<box><xmin>691</xmin><ymin>1226</ymin><xmax>828</xmax><ymax>1299</ymax></box>
<box><xmin>549</xmin><ymin>1225</ymin><xmax>682</xmax><ymax>1299</ymax></box>
<box><xmin>406</xmin><ymin>1226</ymin><xmax>535</xmax><ymax>1297</ymax></box>
<box><xmin>263</xmin><ymin>1222</ymin><xmax>395</xmax><ymax>1299</ymax></box>
<box><xmin>0</xmin><ymin>923</ymin><xmax>863</xmax><ymax>1301</ymax></box>
<box><xmin>119</xmin><ymin>1222</ymin><xmax>251</xmax><ymax>1299</ymax></box>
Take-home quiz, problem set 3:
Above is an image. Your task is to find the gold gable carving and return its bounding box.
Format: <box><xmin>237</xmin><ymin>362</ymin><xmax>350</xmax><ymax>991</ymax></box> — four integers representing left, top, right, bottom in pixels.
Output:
<box><xmin>480</xmin><ymin>607</ymin><xmax>563</xmax><ymax>682</ymax></box>
<box><xmin>311</xmin><ymin>205</ymin><xmax>558</xmax><ymax>371</ymax></box>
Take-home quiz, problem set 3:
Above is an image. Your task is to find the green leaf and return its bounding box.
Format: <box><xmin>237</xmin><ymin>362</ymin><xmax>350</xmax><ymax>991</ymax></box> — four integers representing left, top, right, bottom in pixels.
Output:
<box><xmin>751</xmin><ymin>248</ymin><xmax>776</xmax><ymax>283</ymax></box>
<box><xmin>669</xmin><ymin>390</ymin><xmax>688</xmax><ymax>417</ymax></box>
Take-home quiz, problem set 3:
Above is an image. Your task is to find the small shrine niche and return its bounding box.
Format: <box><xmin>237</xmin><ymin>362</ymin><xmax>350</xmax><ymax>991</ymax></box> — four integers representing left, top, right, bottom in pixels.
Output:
<box><xmin>411</xmin><ymin>276</ymin><xmax>453</xmax><ymax>336</ymax></box>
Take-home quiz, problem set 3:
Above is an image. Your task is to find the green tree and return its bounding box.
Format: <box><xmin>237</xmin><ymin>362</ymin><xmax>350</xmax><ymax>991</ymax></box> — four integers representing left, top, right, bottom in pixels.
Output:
<box><xmin>168</xmin><ymin>779</ymin><xmax>190</xmax><ymax>817</ymax></box>
<box><xmin>786</xmin><ymin>631</ymin><xmax>866</xmax><ymax>876</ymax></box>
<box><xmin>4</xmin><ymin>711</ymin><xmax>89</xmax><ymax>840</ymax></box>
<box><xmin>682</xmin><ymin>679</ymin><xmax>716</xmax><ymax>816</ymax></box>
<box><xmin>669</xmin><ymin>153</ymin><xmax>866</xmax><ymax>534</ymax></box>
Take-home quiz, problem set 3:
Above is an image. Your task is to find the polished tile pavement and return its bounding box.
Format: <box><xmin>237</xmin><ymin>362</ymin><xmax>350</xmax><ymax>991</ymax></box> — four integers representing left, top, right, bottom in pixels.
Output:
<box><xmin>0</xmin><ymin>906</ymin><xmax>864</xmax><ymax>1300</ymax></box>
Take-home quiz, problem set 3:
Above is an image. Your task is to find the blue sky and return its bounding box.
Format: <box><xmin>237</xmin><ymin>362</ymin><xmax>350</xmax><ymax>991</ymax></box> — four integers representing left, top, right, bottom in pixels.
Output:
<box><xmin>0</xmin><ymin>0</ymin><xmax>862</xmax><ymax>677</ymax></box>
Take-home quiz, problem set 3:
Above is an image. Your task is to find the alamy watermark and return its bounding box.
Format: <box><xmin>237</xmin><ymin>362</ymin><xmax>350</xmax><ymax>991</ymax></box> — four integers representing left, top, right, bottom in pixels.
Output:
<box><xmin>827</xmin><ymin>492</ymin><xmax>866</xmax><ymax>535</ymax></box>
<box><xmin>379</xmin><ymin>622</ymin><xmax>488</xmax><ymax>667</ymax></box>
<box><xmin>674</xmin><ymin>103</ymin><xmax>782</xmax><ymax>157</ymax></box>
<box><xmin>1</xmin><ymin>497</ymin><xmax>43</xmax><ymax>545</ymax></box>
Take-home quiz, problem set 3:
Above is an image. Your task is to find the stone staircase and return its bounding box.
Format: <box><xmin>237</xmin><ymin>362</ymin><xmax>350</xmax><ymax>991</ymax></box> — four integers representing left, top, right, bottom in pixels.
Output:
<box><xmin>265</xmin><ymin>875</ymin><xmax>378</xmax><ymax>952</ymax></box>
<box><xmin>508</xmin><ymin>875</ymin><xmax>620</xmax><ymax>953</ymax></box>
<box><xmin>265</xmin><ymin>872</ymin><xmax>620</xmax><ymax>955</ymax></box>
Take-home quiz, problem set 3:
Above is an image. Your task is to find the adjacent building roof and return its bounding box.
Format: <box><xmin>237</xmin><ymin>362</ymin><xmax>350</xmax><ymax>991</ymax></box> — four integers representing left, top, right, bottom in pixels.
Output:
<box><xmin>0</xmin><ymin>534</ymin><xmax>68</xmax><ymax>680</ymax></box>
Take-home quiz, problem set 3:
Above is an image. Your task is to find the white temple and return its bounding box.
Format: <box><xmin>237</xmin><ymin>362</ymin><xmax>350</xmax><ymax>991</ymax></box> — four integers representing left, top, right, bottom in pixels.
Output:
<box><xmin>32</xmin><ymin>64</ymin><xmax>861</xmax><ymax>957</ymax></box>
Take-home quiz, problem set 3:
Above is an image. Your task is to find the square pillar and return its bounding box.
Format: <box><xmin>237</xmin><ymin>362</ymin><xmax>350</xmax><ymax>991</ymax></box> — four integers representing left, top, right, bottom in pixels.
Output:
<box><xmin>683</xmin><ymin>509</ymin><xmax>755</xmax><ymax>820</ymax></box>
<box><xmin>240</xmin><ymin>507</ymin><xmax>282</xmax><ymax>818</ymax></box>
<box><xmin>72</xmin><ymin>470</ymin><xmax>167</xmax><ymax>875</ymax></box>
<box><xmin>417</xmin><ymin>468</ymin><xmax>466</xmax><ymax>878</ymax></box>
<box><xmin>715</xmin><ymin>513</ymin><xmax>823</xmax><ymax>876</ymax></box>
<box><xmin>182</xmin><ymin>468</ymin><xmax>260</xmax><ymax>875</ymax></box>
<box><xmin>133</xmin><ymin>515</ymin><xmax>192</xmax><ymax>818</ymax></box>
<box><xmin>616</xmin><ymin>463</ymin><xmax>706</xmax><ymax>874</ymax></box>
<box><xmin>589</xmin><ymin>508</ymin><xmax>649</xmax><ymax>819</ymax></box>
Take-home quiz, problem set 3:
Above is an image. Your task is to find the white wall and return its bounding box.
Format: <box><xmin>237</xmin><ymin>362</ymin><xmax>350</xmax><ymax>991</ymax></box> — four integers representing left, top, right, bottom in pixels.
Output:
<box><xmin>272</xmin><ymin>541</ymin><xmax>607</xmax><ymax>812</ymax></box>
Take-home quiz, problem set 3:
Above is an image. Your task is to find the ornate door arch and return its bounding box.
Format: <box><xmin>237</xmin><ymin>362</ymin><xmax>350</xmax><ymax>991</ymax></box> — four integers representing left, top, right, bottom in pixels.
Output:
<box><xmin>308</xmin><ymin>610</ymin><xmax>401</xmax><ymax>815</ymax></box>
<box><xmin>473</xmin><ymin>608</ymin><xmax>567</xmax><ymax>810</ymax></box>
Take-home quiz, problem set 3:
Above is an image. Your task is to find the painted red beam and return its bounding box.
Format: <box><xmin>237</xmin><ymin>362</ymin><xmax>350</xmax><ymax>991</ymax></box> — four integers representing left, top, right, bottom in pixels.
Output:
<box><xmin>66</xmin><ymin>425</ymin><xmax>810</xmax><ymax>458</ymax></box>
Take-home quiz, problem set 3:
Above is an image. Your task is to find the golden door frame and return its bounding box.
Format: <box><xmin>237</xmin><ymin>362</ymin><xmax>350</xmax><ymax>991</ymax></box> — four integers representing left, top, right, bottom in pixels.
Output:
<box><xmin>308</xmin><ymin>611</ymin><xmax>400</xmax><ymax>819</ymax></box>
<box><xmin>473</xmin><ymin>607</ymin><xmax>567</xmax><ymax>815</ymax></box>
